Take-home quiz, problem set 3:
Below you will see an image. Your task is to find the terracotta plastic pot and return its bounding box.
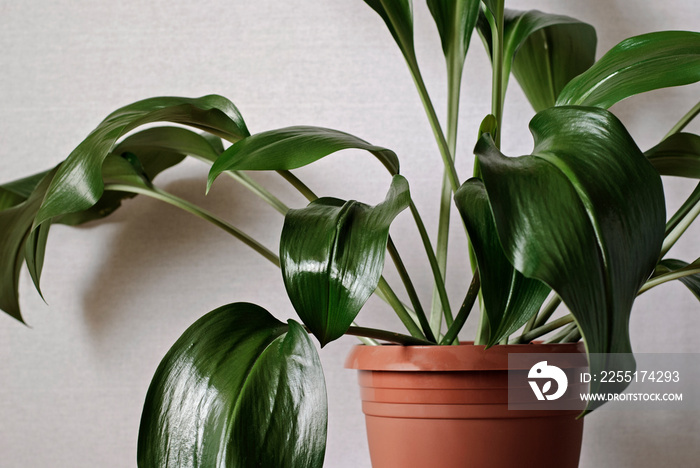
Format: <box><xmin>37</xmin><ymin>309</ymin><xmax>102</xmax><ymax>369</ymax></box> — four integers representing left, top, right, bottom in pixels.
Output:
<box><xmin>345</xmin><ymin>342</ymin><xmax>587</xmax><ymax>468</ymax></box>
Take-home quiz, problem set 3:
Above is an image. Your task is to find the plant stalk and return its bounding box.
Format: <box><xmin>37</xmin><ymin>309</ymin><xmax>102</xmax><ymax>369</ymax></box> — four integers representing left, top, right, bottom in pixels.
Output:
<box><xmin>661</xmin><ymin>182</ymin><xmax>700</xmax><ymax>257</ymax></box>
<box><xmin>104</xmin><ymin>184</ymin><xmax>280</xmax><ymax>266</ymax></box>
<box><xmin>345</xmin><ymin>326</ymin><xmax>434</xmax><ymax>346</ymax></box>
<box><xmin>638</xmin><ymin>261</ymin><xmax>700</xmax><ymax>294</ymax></box>
<box><xmin>519</xmin><ymin>314</ymin><xmax>575</xmax><ymax>343</ymax></box>
<box><xmin>440</xmin><ymin>271</ymin><xmax>481</xmax><ymax>345</ymax></box>
<box><xmin>663</xmin><ymin>100</ymin><xmax>700</xmax><ymax>139</ymax></box>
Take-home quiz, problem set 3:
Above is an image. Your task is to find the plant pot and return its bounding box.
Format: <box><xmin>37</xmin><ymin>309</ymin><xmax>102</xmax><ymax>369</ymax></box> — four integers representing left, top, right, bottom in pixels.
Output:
<box><xmin>345</xmin><ymin>341</ymin><xmax>587</xmax><ymax>468</ymax></box>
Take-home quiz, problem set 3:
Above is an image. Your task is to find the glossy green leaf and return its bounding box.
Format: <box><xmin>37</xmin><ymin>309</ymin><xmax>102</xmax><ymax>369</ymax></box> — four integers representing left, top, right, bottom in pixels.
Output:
<box><xmin>138</xmin><ymin>302</ymin><xmax>326</xmax><ymax>468</ymax></box>
<box><xmin>556</xmin><ymin>31</ymin><xmax>700</xmax><ymax>108</ymax></box>
<box><xmin>34</xmin><ymin>95</ymin><xmax>249</xmax><ymax>227</ymax></box>
<box><xmin>208</xmin><ymin>126</ymin><xmax>399</xmax><ymax>190</ymax></box>
<box><xmin>657</xmin><ymin>259</ymin><xmax>700</xmax><ymax>301</ymax></box>
<box><xmin>0</xmin><ymin>171</ymin><xmax>51</xmax><ymax>210</ymax></box>
<box><xmin>363</xmin><ymin>0</ymin><xmax>415</xmax><ymax>63</ymax></box>
<box><xmin>476</xmin><ymin>106</ymin><xmax>665</xmax><ymax>410</ymax></box>
<box><xmin>479</xmin><ymin>9</ymin><xmax>597</xmax><ymax>111</ymax></box>
<box><xmin>645</xmin><ymin>132</ymin><xmax>700</xmax><ymax>178</ymax></box>
<box><xmin>427</xmin><ymin>0</ymin><xmax>480</xmax><ymax>74</ymax></box>
<box><xmin>454</xmin><ymin>178</ymin><xmax>550</xmax><ymax>346</ymax></box>
<box><xmin>0</xmin><ymin>169</ymin><xmax>57</xmax><ymax>322</ymax></box>
<box><xmin>280</xmin><ymin>175</ymin><xmax>410</xmax><ymax>346</ymax></box>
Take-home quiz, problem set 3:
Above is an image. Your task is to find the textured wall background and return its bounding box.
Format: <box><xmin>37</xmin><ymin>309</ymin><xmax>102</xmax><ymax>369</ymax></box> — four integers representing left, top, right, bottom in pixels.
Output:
<box><xmin>1</xmin><ymin>0</ymin><xmax>698</xmax><ymax>466</ymax></box>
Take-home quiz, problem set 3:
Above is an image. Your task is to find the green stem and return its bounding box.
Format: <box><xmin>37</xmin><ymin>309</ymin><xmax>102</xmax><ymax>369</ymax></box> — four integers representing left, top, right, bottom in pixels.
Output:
<box><xmin>440</xmin><ymin>271</ymin><xmax>481</xmax><ymax>345</ymax></box>
<box><xmin>387</xmin><ymin>237</ymin><xmax>436</xmax><ymax>342</ymax></box>
<box><xmin>519</xmin><ymin>315</ymin><xmax>575</xmax><ymax>343</ymax></box>
<box><xmin>104</xmin><ymin>184</ymin><xmax>280</xmax><ymax>266</ymax></box>
<box><xmin>534</xmin><ymin>295</ymin><xmax>562</xmax><ymax>329</ymax></box>
<box><xmin>562</xmin><ymin>326</ymin><xmax>582</xmax><ymax>343</ymax></box>
<box><xmin>345</xmin><ymin>326</ymin><xmax>434</xmax><ymax>346</ymax></box>
<box><xmin>661</xmin><ymin>182</ymin><xmax>700</xmax><ymax>257</ymax></box>
<box><xmin>276</xmin><ymin>170</ymin><xmax>318</xmax><ymax>202</ymax></box>
<box><xmin>405</xmin><ymin>56</ymin><xmax>460</xmax><ymax>193</ymax></box>
<box><xmin>377</xmin><ymin>276</ymin><xmax>427</xmax><ymax>340</ymax></box>
<box><xmin>430</xmin><ymin>49</ymin><xmax>465</xmax><ymax>337</ymax></box>
<box><xmin>475</xmin><ymin>0</ymin><xmax>505</xmax><ymax>344</ymax></box>
<box><xmin>227</xmin><ymin>171</ymin><xmax>289</xmax><ymax>215</ymax></box>
<box><xmin>409</xmin><ymin>201</ymin><xmax>453</xmax><ymax>326</ymax></box>
<box><xmin>664</xmin><ymin>100</ymin><xmax>700</xmax><ymax>139</ymax></box>
<box><xmin>544</xmin><ymin>322</ymin><xmax>577</xmax><ymax>344</ymax></box>
<box><xmin>638</xmin><ymin>262</ymin><xmax>700</xmax><ymax>294</ymax></box>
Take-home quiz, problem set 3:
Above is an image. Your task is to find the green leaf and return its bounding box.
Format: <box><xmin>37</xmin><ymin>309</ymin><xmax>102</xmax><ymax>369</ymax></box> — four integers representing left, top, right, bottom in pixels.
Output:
<box><xmin>280</xmin><ymin>175</ymin><xmax>410</xmax><ymax>346</ymax></box>
<box><xmin>556</xmin><ymin>31</ymin><xmax>700</xmax><ymax>108</ymax></box>
<box><xmin>138</xmin><ymin>302</ymin><xmax>326</xmax><ymax>468</ymax></box>
<box><xmin>454</xmin><ymin>178</ymin><xmax>550</xmax><ymax>346</ymax></box>
<box><xmin>0</xmin><ymin>170</ymin><xmax>51</xmax><ymax>210</ymax></box>
<box><xmin>645</xmin><ymin>133</ymin><xmax>700</xmax><ymax>178</ymax></box>
<box><xmin>363</xmin><ymin>0</ymin><xmax>415</xmax><ymax>63</ymax></box>
<box><xmin>0</xmin><ymin>168</ymin><xmax>57</xmax><ymax>322</ymax></box>
<box><xmin>427</xmin><ymin>0</ymin><xmax>481</xmax><ymax>73</ymax></box>
<box><xmin>476</xmin><ymin>106</ymin><xmax>665</xmax><ymax>411</ymax></box>
<box><xmin>208</xmin><ymin>126</ymin><xmax>399</xmax><ymax>190</ymax></box>
<box><xmin>657</xmin><ymin>259</ymin><xmax>700</xmax><ymax>301</ymax></box>
<box><xmin>34</xmin><ymin>95</ymin><xmax>249</xmax><ymax>227</ymax></box>
<box><xmin>478</xmin><ymin>9</ymin><xmax>597</xmax><ymax>111</ymax></box>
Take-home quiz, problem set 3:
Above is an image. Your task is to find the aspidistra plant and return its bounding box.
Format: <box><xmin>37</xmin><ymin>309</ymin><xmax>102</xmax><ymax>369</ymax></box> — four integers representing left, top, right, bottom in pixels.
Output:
<box><xmin>1</xmin><ymin>0</ymin><xmax>700</xmax><ymax>465</ymax></box>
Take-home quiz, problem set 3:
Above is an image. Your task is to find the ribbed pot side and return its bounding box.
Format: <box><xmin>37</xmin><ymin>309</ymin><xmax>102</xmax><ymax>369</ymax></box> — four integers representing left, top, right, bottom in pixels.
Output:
<box><xmin>345</xmin><ymin>342</ymin><xmax>587</xmax><ymax>468</ymax></box>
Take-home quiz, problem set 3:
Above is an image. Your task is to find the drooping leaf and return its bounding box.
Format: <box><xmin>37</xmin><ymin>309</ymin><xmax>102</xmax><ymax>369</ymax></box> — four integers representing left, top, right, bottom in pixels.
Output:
<box><xmin>476</xmin><ymin>106</ymin><xmax>665</xmax><ymax>411</ymax></box>
<box><xmin>556</xmin><ymin>31</ymin><xmax>700</xmax><ymax>108</ymax></box>
<box><xmin>427</xmin><ymin>0</ymin><xmax>481</xmax><ymax>78</ymax></box>
<box><xmin>34</xmin><ymin>95</ymin><xmax>249</xmax><ymax>227</ymax></box>
<box><xmin>362</xmin><ymin>0</ymin><xmax>416</xmax><ymax>63</ymax></box>
<box><xmin>454</xmin><ymin>178</ymin><xmax>550</xmax><ymax>346</ymax></box>
<box><xmin>280</xmin><ymin>175</ymin><xmax>410</xmax><ymax>346</ymax></box>
<box><xmin>0</xmin><ymin>168</ymin><xmax>57</xmax><ymax>322</ymax></box>
<box><xmin>645</xmin><ymin>132</ymin><xmax>700</xmax><ymax>178</ymax></box>
<box><xmin>0</xmin><ymin>170</ymin><xmax>51</xmax><ymax>210</ymax></box>
<box><xmin>208</xmin><ymin>126</ymin><xmax>400</xmax><ymax>190</ymax></box>
<box><xmin>478</xmin><ymin>9</ymin><xmax>597</xmax><ymax>111</ymax></box>
<box><xmin>657</xmin><ymin>259</ymin><xmax>700</xmax><ymax>301</ymax></box>
<box><xmin>138</xmin><ymin>302</ymin><xmax>327</xmax><ymax>468</ymax></box>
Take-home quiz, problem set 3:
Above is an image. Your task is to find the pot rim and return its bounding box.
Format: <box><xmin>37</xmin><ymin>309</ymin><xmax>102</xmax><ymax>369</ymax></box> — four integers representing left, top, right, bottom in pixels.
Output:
<box><xmin>345</xmin><ymin>341</ymin><xmax>587</xmax><ymax>371</ymax></box>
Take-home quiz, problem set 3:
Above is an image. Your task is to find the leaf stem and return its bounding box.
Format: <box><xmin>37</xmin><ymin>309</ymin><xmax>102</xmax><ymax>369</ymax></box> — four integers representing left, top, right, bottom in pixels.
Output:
<box><xmin>409</xmin><ymin>200</ymin><xmax>453</xmax><ymax>326</ymax></box>
<box><xmin>405</xmin><ymin>57</ymin><xmax>460</xmax><ymax>193</ymax></box>
<box><xmin>345</xmin><ymin>326</ymin><xmax>434</xmax><ymax>346</ymax></box>
<box><xmin>440</xmin><ymin>271</ymin><xmax>481</xmax><ymax>345</ymax></box>
<box><xmin>104</xmin><ymin>183</ymin><xmax>280</xmax><ymax>266</ymax></box>
<box><xmin>638</xmin><ymin>261</ymin><xmax>700</xmax><ymax>294</ymax></box>
<box><xmin>664</xmin><ymin>100</ymin><xmax>700</xmax><ymax>139</ymax></box>
<box><xmin>227</xmin><ymin>172</ymin><xmax>289</xmax><ymax>215</ymax></box>
<box><xmin>430</xmin><ymin>46</ymin><xmax>465</xmax><ymax>337</ymax></box>
<box><xmin>661</xmin><ymin>182</ymin><xmax>700</xmax><ymax>257</ymax></box>
<box><xmin>387</xmin><ymin>237</ymin><xmax>436</xmax><ymax>342</ymax></box>
<box><xmin>276</xmin><ymin>170</ymin><xmax>318</xmax><ymax>202</ymax></box>
<box><xmin>519</xmin><ymin>314</ymin><xmax>575</xmax><ymax>343</ymax></box>
<box><xmin>377</xmin><ymin>276</ymin><xmax>427</xmax><ymax>340</ymax></box>
<box><xmin>544</xmin><ymin>322</ymin><xmax>577</xmax><ymax>344</ymax></box>
<box><xmin>534</xmin><ymin>295</ymin><xmax>562</xmax><ymax>329</ymax></box>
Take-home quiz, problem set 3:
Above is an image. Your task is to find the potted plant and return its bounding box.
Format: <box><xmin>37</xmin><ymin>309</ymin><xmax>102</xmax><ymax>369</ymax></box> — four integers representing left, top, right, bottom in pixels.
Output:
<box><xmin>1</xmin><ymin>0</ymin><xmax>699</xmax><ymax>466</ymax></box>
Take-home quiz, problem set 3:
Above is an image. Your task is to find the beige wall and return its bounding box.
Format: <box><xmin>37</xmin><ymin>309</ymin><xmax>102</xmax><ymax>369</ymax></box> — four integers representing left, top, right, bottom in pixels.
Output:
<box><xmin>1</xmin><ymin>0</ymin><xmax>698</xmax><ymax>466</ymax></box>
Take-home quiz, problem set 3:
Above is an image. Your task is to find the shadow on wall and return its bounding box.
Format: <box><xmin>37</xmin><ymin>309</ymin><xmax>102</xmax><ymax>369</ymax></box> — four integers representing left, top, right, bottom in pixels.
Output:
<box><xmin>78</xmin><ymin>173</ymin><xmax>286</xmax><ymax>339</ymax></box>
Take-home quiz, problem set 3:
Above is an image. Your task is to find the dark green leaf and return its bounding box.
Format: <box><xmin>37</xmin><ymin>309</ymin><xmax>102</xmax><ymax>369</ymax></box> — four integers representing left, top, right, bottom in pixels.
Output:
<box><xmin>34</xmin><ymin>95</ymin><xmax>249</xmax><ymax>227</ymax></box>
<box><xmin>427</xmin><ymin>0</ymin><xmax>480</xmax><ymax>73</ymax></box>
<box><xmin>363</xmin><ymin>0</ymin><xmax>416</xmax><ymax>63</ymax></box>
<box><xmin>476</xmin><ymin>106</ymin><xmax>665</xmax><ymax>411</ymax></box>
<box><xmin>646</xmin><ymin>132</ymin><xmax>700</xmax><ymax>178</ymax></box>
<box><xmin>479</xmin><ymin>9</ymin><xmax>597</xmax><ymax>111</ymax></box>
<box><xmin>0</xmin><ymin>171</ymin><xmax>51</xmax><ymax>210</ymax></box>
<box><xmin>454</xmin><ymin>178</ymin><xmax>550</xmax><ymax>346</ymax></box>
<box><xmin>657</xmin><ymin>259</ymin><xmax>700</xmax><ymax>301</ymax></box>
<box><xmin>0</xmin><ymin>168</ymin><xmax>57</xmax><ymax>322</ymax></box>
<box><xmin>556</xmin><ymin>31</ymin><xmax>700</xmax><ymax>108</ymax></box>
<box><xmin>280</xmin><ymin>175</ymin><xmax>410</xmax><ymax>346</ymax></box>
<box><xmin>208</xmin><ymin>126</ymin><xmax>399</xmax><ymax>191</ymax></box>
<box><xmin>138</xmin><ymin>302</ymin><xmax>326</xmax><ymax>468</ymax></box>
